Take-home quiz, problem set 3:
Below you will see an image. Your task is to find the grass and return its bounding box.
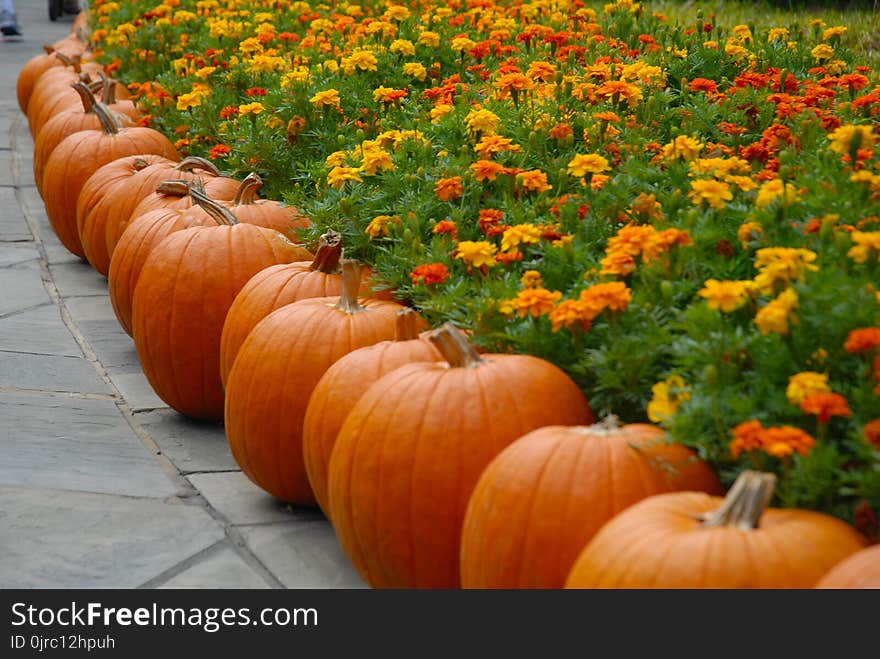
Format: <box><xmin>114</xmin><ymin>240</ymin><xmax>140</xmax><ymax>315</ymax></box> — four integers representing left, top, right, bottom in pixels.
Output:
<box><xmin>649</xmin><ymin>0</ymin><xmax>880</xmax><ymax>67</ymax></box>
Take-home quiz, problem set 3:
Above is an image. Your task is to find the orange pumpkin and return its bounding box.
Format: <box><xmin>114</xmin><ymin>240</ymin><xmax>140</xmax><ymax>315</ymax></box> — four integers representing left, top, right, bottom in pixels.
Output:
<box><xmin>220</xmin><ymin>230</ymin><xmax>376</xmax><ymax>385</ymax></box>
<box><xmin>132</xmin><ymin>188</ymin><xmax>312</xmax><ymax>420</ymax></box>
<box><xmin>216</xmin><ymin>173</ymin><xmax>310</xmax><ymax>240</ymax></box>
<box><xmin>327</xmin><ymin>324</ymin><xmax>595</xmax><ymax>588</ymax></box>
<box><xmin>225</xmin><ymin>260</ymin><xmax>407</xmax><ymax>505</ymax></box>
<box><xmin>302</xmin><ymin>308</ymin><xmax>439</xmax><ymax>516</ymax></box>
<box><xmin>17</xmin><ymin>46</ymin><xmax>70</xmax><ymax>114</ymax></box>
<box><xmin>460</xmin><ymin>418</ymin><xmax>721</xmax><ymax>589</ymax></box>
<box><xmin>815</xmin><ymin>545</ymin><xmax>880</xmax><ymax>589</ymax></box>
<box><xmin>26</xmin><ymin>55</ymin><xmax>103</xmax><ymax>138</ymax></box>
<box><xmin>565</xmin><ymin>471</ymin><xmax>867</xmax><ymax>589</ymax></box>
<box><xmin>42</xmin><ymin>102</ymin><xmax>178</xmax><ymax>258</ymax></box>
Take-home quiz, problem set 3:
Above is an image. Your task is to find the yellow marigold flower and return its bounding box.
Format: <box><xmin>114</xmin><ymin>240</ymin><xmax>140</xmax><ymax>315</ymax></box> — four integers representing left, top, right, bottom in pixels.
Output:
<box><xmin>456</xmin><ymin>241</ymin><xmax>498</xmax><ymax>269</ymax></box>
<box><xmin>689</xmin><ymin>179</ymin><xmax>733</xmax><ymax>209</ymax></box>
<box><xmin>325</xmin><ymin>151</ymin><xmax>348</xmax><ymax>168</ymax></box>
<box><xmin>403</xmin><ymin>62</ymin><xmax>427</xmax><ymax>81</ymax></box>
<box><xmin>724</xmin><ymin>175</ymin><xmax>757</xmax><ymax>192</ymax></box>
<box><xmin>647</xmin><ymin>375</ymin><xmax>690</xmax><ymax>424</ymax></box>
<box><xmin>384</xmin><ymin>5</ymin><xmax>410</xmax><ymax>21</ymax></box>
<box><xmin>508</xmin><ymin>288</ymin><xmax>562</xmax><ymax>318</ymax></box>
<box><xmin>662</xmin><ymin>135</ymin><xmax>703</xmax><ymax>161</ymax></box>
<box><xmin>501</xmin><ymin>224</ymin><xmax>542</xmax><ymax>252</ymax></box>
<box><xmin>767</xmin><ymin>28</ymin><xmax>789</xmax><ymax>43</ymax></box>
<box><xmin>176</xmin><ymin>92</ymin><xmax>204</xmax><ymax>111</ymax></box>
<box><xmin>310</xmin><ymin>89</ymin><xmax>341</xmax><ymax>110</ymax></box>
<box><xmin>848</xmin><ymin>231</ymin><xmax>880</xmax><ymax>264</ymax></box>
<box><xmin>630</xmin><ymin>193</ymin><xmax>663</xmax><ymax>221</ymax></box>
<box><xmin>811</xmin><ymin>44</ymin><xmax>835</xmax><ymax>62</ymax></box>
<box><xmin>238</xmin><ymin>37</ymin><xmax>264</xmax><ymax>56</ymax></box>
<box><xmin>699</xmin><ymin>279</ymin><xmax>754</xmax><ymax>313</ymax></box>
<box><xmin>828</xmin><ymin>124</ymin><xmax>877</xmax><ymax>155</ymax></box>
<box><xmin>786</xmin><ymin>371</ymin><xmax>830</xmax><ymax>405</ymax></box>
<box><xmin>724</xmin><ymin>43</ymin><xmax>751</xmax><ymax>60</ymax></box>
<box><xmin>732</xmin><ymin>24</ymin><xmax>753</xmax><ymax>42</ymax></box>
<box><xmin>754</xmin><ymin>288</ymin><xmax>798</xmax><ymax>336</ymax></box>
<box><xmin>249</xmin><ymin>54</ymin><xmax>286</xmax><ymax>74</ymax></box>
<box><xmin>342</xmin><ymin>48</ymin><xmax>378</xmax><ymax>74</ymax></box>
<box><xmin>365</xmin><ymin>215</ymin><xmax>399</xmax><ymax>239</ymax></box>
<box><xmin>430</xmin><ymin>104</ymin><xmax>453</xmax><ymax>123</ymax></box>
<box><xmin>567</xmin><ymin>153</ymin><xmax>610</xmax><ymax>177</ymax></box>
<box><xmin>755</xmin><ymin>178</ymin><xmax>801</xmax><ymax>207</ymax></box>
<box><xmin>518</xmin><ymin>170</ymin><xmax>552</xmax><ymax>194</ymax></box>
<box><xmin>753</xmin><ymin>247</ymin><xmax>818</xmax><ymax>293</ymax></box>
<box><xmin>193</xmin><ymin>66</ymin><xmax>216</xmax><ymax>79</ymax></box>
<box><xmin>451</xmin><ymin>36</ymin><xmax>475</xmax><ymax>52</ymax></box>
<box><xmin>326</xmin><ymin>166</ymin><xmax>363</xmax><ymax>189</ymax></box>
<box><xmin>850</xmin><ymin>170</ymin><xmax>880</xmax><ymax>189</ymax></box>
<box><xmin>238</xmin><ymin>102</ymin><xmax>264</xmax><ymax>116</ymax></box>
<box><xmin>360</xmin><ymin>147</ymin><xmax>395</xmax><ymax>176</ymax></box>
<box><xmin>737</xmin><ymin>221</ymin><xmax>763</xmax><ymax>248</ymax></box>
<box><xmin>465</xmin><ymin>108</ymin><xmax>501</xmax><ymax>135</ymax></box>
<box><xmin>521</xmin><ymin>270</ymin><xmax>543</xmax><ymax>288</ymax></box>
<box><xmin>281</xmin><ymin>68</ymin><xmax>310</xmax><ymax>88</ymax></box>
<box><xmin>418</xmin><ymin>31</ymin><xmax>440</xmax><ymax>47</ymax></box>
<box><xmin>389</xmin><ymin>39</ymin><xmax>415</xmax><ymax>57</ymax></box>
<box><xmin>823</xmin><ymin>26</ymin><xmax>847</xmax><ymax>40</ymax></box>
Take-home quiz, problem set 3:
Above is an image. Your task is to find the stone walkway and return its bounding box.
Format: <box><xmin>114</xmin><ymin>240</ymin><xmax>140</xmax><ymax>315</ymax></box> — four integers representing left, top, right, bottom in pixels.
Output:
<box><xmin>0</xmin><ymin>4</ymin><xmax>363</xmax><ymax>588</ymax></box>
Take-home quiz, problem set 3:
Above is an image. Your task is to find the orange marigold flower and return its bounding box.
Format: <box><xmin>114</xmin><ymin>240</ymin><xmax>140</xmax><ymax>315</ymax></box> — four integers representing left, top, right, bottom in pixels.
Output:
<box><xmin>578</xmin><ymin>281</ymin><xmax>632</xmax><ymax>316</ymax></box>
<box><xmin>730</xmin><ymin>419</ymin><xmax>764</xmax><ymax>458</ymax></box>
<box><xmin>410</xmin><ymin>263</ymin><xmax>450</xmax><ymax>286</ymax></box>
<box><xmin>549</xmin><ymin>299</ymin><xmax>592</xmax><ymax>333</ymax></box>
<box><xmin>864</xmin><ymin>419</ymin><xmax>880</xmax><ymax>449</ymax></box>
<box><xmin>508</xmin><ymin>287</ymin><xmax>562</xmax><ymax>318</ymax></box>
<box><xmin>689</xmin><ymin>78</ymin><xmax>719</xmax><ymax>94</ymax></box>
<box><xmin>495</xmin><ymin>250</ymin><xmax>523</xmax><ymax>264</ymax></box>
<box><xmin>518</xmin><ymin>169</ymin><xmax>552</xmax><ymax>193</ymax></box>
<box><xmin>844</xmin><ymin>327</ymin><xmax>880</xmax><ymax>353</ymax></box>
<box><xmin>474</xmin><ymin>134</ymin><xmax>522</xmax><ymax>159</ymax></box>
<box><xmin>435</xmin><ymin>176</ymin><xmax>464</xmax><ymax>201</ymax></box>
<box><xmin>520</xmin><ymin>270</ymin><xmax>543</xmax><ymax>289</ymax></box>
<box><xmin>470</xmin><ymin>159</ymin><xmax>507</xmax><ymax>182</ymax></box>
<box><xmin>599</xmin><ymin>250</ymin><xmax>636</xmax><ymax>277</ymax></box>
<box><xmin>208</xmin><ymin>144</ymin><xmax>231</xmax><ymax>159</ymax></box>
<box><xmin>432</xmin><ymin>221</ymin><xmax>457</xmax><ymax>238</ymax></box>
<box><xmin>758</xmin><ymin>426</ymin><xmax>816</xmax><ymax>458</ymax></box>
<box><xmin>799</xmin><ymin>392</ymin><xmax>852</xmax><ymax>423</ymax></box>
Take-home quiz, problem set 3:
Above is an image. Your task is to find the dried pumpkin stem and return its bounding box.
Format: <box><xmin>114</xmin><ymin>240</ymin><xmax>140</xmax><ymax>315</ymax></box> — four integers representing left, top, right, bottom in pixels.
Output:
<box><xmin>394</xmin><ymin>308</ymin><xmax>423</xmax><ymax>341</ymax></box>
<box><xmin>334</xmin><ymin>259</ymin><xmax>365</xmax><ymax>313</ymax></box>
<box><xmin>42</xmin><ymin>45</ymin><xmax>55</xmax><ymax>55</ymax></box>
<box><xmin>233</xmin><ymin>173</ymin><xmax>263</xmax><ymax>206</ymax></box>
<box><xmin>155</xmin><ymin>179</ymin><xmax>192</xmax><ymax>197</ymax></box>
<box><xmin>71</xmin><ymin>81</ymin><xmax>95</xmax><ymax>114</ymax></box>
<box><xmin>190</xmin><ymin>184</ymin><xmax>238</xmax><ymax>226</ymax></box>
<box><xmin>309</xmin><ymin>230</ymin><xmax>342</xmax><ymax>273</ymax></box>
<box><xmin>175</xmin><ymin>156</ymin><xmax>220</xmax><ymax>176</ymax></box>
<box><xmin>54</xmin><ymin>51</ymin><xmax>75</xmax><ymax>68</ymax></box>
<box><xmin>429</xmin><ymin>323</ymin><xmax>484</xmax><ymax>368</ymax></box>
<box><xmin>699</xmin><ymin>471</ymin><xmax>776</xmax><ymax>531</ymax></box>
<box><xmin>100</xmin><ymin>75</ymin><xmax>119</xmax><ymax>105</ymax></box>
<box><xmin>91</xmin><ymin>99</ymin><xmax>123</xmax><ymax>135</ymax></box>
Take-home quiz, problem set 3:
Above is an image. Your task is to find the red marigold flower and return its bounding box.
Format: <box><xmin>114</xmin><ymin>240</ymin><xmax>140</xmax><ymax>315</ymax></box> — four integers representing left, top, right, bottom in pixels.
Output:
<box><xmin>410</xmin><ymin>263</ymin><xmax>450</xmax><ymax>286</ymax></box>
<box><xmin>432</xmin><ymin>221</ymin><xmax>458</xmax><ymax>238</ymax></box>
<box><xmin>245</xmin><ymin>87</ymin><xmax>268</xmax><ymax>97</ymax></box>
<box><xmin>864</xmin><ymin>419</ymin><xmax>880</xmax><ymax>450</ymax></box>
<box><xmin>730</xmin><ymin>419</ymin><xmax>764</xmax><ymax>459</ymax></box>
<box><xmin>219</xmin><ymin>106</ymin><xmax>239</xmax><ymax>119</ymax></box>
<box><xmin>844</xmin><ymin>327</ymin><xmax>880</xmax><ymax>353</ymax></box>
<box><xmin>208</xmin><ymin>144</ymin><xmax>231</xmax><ymax>159</ymax></box>
<box><xmin>799</xmin><ymin>392</ymin><xmax>852</xmax><ymax>423</ymax></box>
<box><xmin>689</xmin><ymin>78</ymin><xmax>719</xmax><ymax>94</ymax></box>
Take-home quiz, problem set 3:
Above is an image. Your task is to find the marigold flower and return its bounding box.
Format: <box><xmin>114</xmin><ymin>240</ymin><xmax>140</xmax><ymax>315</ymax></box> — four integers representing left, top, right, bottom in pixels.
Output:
<box><xmin>630</xmin><ymin>193</ymin><xmax>663</xmax><ymax>221</ymax></box>
<box><xmin>759</xmin><ymin>425</ymin><xmax>815</xmax><ymax>457</ymax></box>
<box><xmin>662</xmin><ymin>135</ymin><xmax>704</xmax><ymax>161</ymax></box>
<box><xmin>549</xmin><ymin>299</ymin><xmax>592</xmax><ymax>333</ymax></box>
<box><xmin>389</xmin><ymin>39</ymin><xmax>415</xmax><ymax>57</ymax></box>
<box><xmin>755</xmin><ymin>178</ymin><xmax>801</xmax><ymax>207</ymax></box>
<box><xmin>567</xmin><ymin>153</ymin><xmax>610</xmax><ymax>177</ymax></box>
<box><xmin>699</xmin><ymin>279</ymin><xmax>754</xmax><ymax>312</ymax></box>
<box><xmin>238</xmin><ymin>102</ymin><xmax>265</xmax><ymax>116</ymax></box>
<box><xmin>737</xmin><ymin>221</ymin><xmax>763</xmax><ymax>248</ymax></box>
<box><xmin>521</xmin><ymin>270</ymin><xmax>543</xmax><ymax>289</ymax></box>
<box><xmin>507</xmin><ymin>287</ymin><xmax>562</xmax><ymax>319</ymax></box>
<box><xmin>435</xmin><ymin>176</ymin><xmax>464</xmax><ymax>202</ymax></box>
<box><xmin>474</xmin><ymin>135</ymin><xmax>522</xmax><ymax>159</ymax></box>
<box><xmin>310</xmin><ymin>89</ymin><xmax>341</xmax><ymax>110</ymax></box>
<box><xmin>518</xmin><ymin>170</ymin><xmax>552</xmax><ymax>194</ymax></box>
<box><xmin>864</xmin><ymin>419</ymin><xmax>880</xmax><ymax>450</ymax></box>
<box><xmin>754</xmin><ymin>288</ymin><xmax>798</xmax><ymax>335</ymax></box>
<box><xmin>410</xmin><ymin>263</ymin><xmax>450</xmax><ymax>286</ymax></box>
<box><xmin>327</xmin><ymin>166</ymin><xmax>363</xmax><ymax>189</ymax></box>
<box><xmin>730</xmin><ymin>420</ymin><xmax>765</xmax><ymax>459</ymax></box>
<box><xmin>578</xmin><ymin>281</ymin><xmax>632</xmax><ymax>316</ymax></box>
<box><xmin>403</xmin><ymin>62</ymin><xmax>427</xmax><ymax>81</ymax></box>
<box><xmin>208</xmin><ymin>144</ymin><xmax>231</xmax><ymax>159</ymax></box>
<box><xmin>500</xmin><ymin>224</ymin><xmax>542</xmax><ymax>252</ymax></box>
<box><xmin>847</xmin><ymin>232</ymin><xmax>880</xmax><ymax>264</ymax></box>
<box><xmin>455</xmin><ymin>241</ymin><xmax>497</xmax><ymax>269</ymax></box>
<box><xmin>373</xmin><ymin>86</ymin><xmax>408</xmax><ymax>104</ymax></box>
<box><xmin>418</xmin><ymin>31</ymin><xmax>440</xmax><ymax>47</ymax></box>
<box><xmin>470</xmin><ymin>160</ymin><xmax>506</xmax><ymax>182</ymax></box>
<box><xmin>430</xmin><ymin>104</ymin><xmax>454</xmax><ymax>123</ymax></box>
<box><xmin>786</xmin><ymin>371</ymin><xmax>830</xmax><ymax>405</ymax></box>
<box><xmin>596</xmin><ymin>80</ymin><xmax>643</xmax><ymax>106</ymax></box>
<box><xmin>360</xmin><ymin>147</ymin><xmax>395</xmax><ymax>176</ymax></box>
<box><xmin>647</xmin><ymin>375</ymin><xmax>690</xmax><ymax>424</ymax></box>
<box><xmin>465</xmin><ymin>108</ymin><xmax>501</xmax><ymax>135</ymax></box>
<box><xmin>811</xmin><ymin>44</ymin><xmax>835</xmax><ymax>62</ymax></box>
<box><xmin>176</xmin><ymin>92</ymin><xmax>204</xmax><ymax>111</ymax></box>
<box><xmin>843</xmin><ymin>327</ymin><xmax>880</xmax><ymax>353</ymax></box>
<box><xmin>828</xmin><ymin>124</ymin><xmax>876</xmax><ymax>155</ymax></box>
<box><xmin>432</xmin><ymin>221</ymin><xmax>457</xmax><ymax>238</ymax></box>
<box><xmin>800</xmin><ymin>392</ymin><xmax>852</xmax><ymax>423</ymax></box>
<box><xmin>689</xmin><ymin>179</ymin><xmax>733</xmax><ymax>209</ymax></box>
<box><xmin>753</xmin><ymin>247</ymin><xmax>818</xmax><ymax>293</ymax></box>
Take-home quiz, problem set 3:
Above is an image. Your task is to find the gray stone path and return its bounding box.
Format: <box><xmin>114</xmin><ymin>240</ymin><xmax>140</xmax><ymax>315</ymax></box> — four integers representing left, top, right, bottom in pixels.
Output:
<box><xmin>0</xmin><ymin>4</ymin><xmax>363</xmax><ymax>588</ymax></box>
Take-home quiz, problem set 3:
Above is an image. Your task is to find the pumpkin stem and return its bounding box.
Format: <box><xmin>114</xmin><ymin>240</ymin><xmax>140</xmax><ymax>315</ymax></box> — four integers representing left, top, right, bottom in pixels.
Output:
<box><xmin>429</xmin><ymin>323</ymin><xmax>484</xmax><ymax>368</ymax></box>
<box><xmin>233</xmin><ymin>172</ymin><xmax>263</xmax><ymax>206</ymax></box>
<box><xmin>334</xmin><ymin>259</ymin><xmax>365</xmax><ymax>313</ymax></box>
<box><xmin>98</xmin><ymin>73</ymin><xmax>120</xmax><ymax>105</ymax></box>
<box><xmin>131</xmin><ymin>157</ymin><xmax>153</xmax><ymax>172</ymax></box>
<box><xmin>699</xmin><ymin>471</ymin><xmax>776</xmax><ymax>531</ymax></box>
<box><xmin>395</xmin><ymin>308</ymin><xmax>423</xmax><ymax>341</ymax></box>
<box><xmin>574</xmin><ymin>414</ymin><xmax>622</xmax><ymax>436</ymax></box>
<box><xmin>91</xmin><ymin>97</ymin><xmax>123</xmax><ymax>136</ymax></box>
<box><xmin>309</xmin><ymin>230</ymin><xmax>342</xmax><ymax>274</ymax></box>
<box><xmin>174</xmin><ymin>156</ymin><xmax>221</xmax><ymax>176</ymax></box>
<box><xmin>155</xmin><ymin>179</ymin><xmax>192</xmax><ymax>197</ymax></box>
<box><xmin>42</xmin><ymin>44</ymin><xmax>55</xmax><ymax>55</ymax></box>
<box><xmin>189</xmin><ymin>181</ymin><xmax>238</xmax><ymax>226</ymax></box>
<box><xmin>54</xmin><ymin>51</ymin><xmax>75</xmax><ymax>68</ymax></box>
<box><xmin>71</xmin><ymin>81</ymin><xmax>95</xmax><ymax>114</ymax></box>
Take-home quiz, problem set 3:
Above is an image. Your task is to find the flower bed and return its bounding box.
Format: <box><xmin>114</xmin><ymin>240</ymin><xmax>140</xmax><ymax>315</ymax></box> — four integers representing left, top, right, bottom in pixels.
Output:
<box><xmin>85</xmin><ymin>0</ymin><xmax>879</xmax><ymax>533</ymax></box>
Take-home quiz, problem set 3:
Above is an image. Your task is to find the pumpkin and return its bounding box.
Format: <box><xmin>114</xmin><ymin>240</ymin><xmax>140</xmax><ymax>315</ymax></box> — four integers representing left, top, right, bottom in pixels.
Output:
<box><xmin>26</xmin><ymin>54</ymin><xmax>103</xmax><ymax>138</ymax></box>
<box><xmin>459</xmin><ymin>418</ymin><xmax>721</xmax><ymax>589</ymax></box>
<box><xmin>216</xmin><ymin>172</ymin><xmax>310</xmax><ymax>240</ymax></box>
<box><xmin>33</xmin><ymin>82</ymin><xmax>139</xmax><ymax>199</ymax></box>
<box><xmin>220</xmin><ymin>230</ymin><xmax>377</xmax><ymax>385</ymax></box>
<box><xmin>132</xmin><ymin>187</ymin><xmax>312</xmax><ymax>420</ymax></box>
<box><xmin>108</xmin><ymin>181</ymin><xmax>215</xmax><ymax>336</ymax></box>
<box><xmin>565</xmin><ymin>470</ymin><xmax>867</xmax><ymax>589</ymax></box>
<box><xmin>225</xmin><ymin>260</ymin><xmax>407</xmax><ymax>505</ymax></box>
<box><xmin>77</xmin><ymin>156</ymin><xmax>233</xmax><ymax>275</ymax></box>
<box><xmin>41</xmin><ymin>101</ymin><xmax>178</xmax><ymax>258</ymax></box>
<box><xmin>815</xmin><ymin>545</ymin><xmax>880</xmax><ymax>589</ymax></box>
<box><xmin>17</xmin><ymin>46</ymin><xmax>69</xmax><ymax>114</ymax></box>
<box><xmin>303</xmin><ymin>308</ymin><xmax>439</xmax><ymax>516</ymax></box>
<box><xmin>327</xmin><ymin>323</ymin><xmax>595</xmax><ymax>588</ymax></box>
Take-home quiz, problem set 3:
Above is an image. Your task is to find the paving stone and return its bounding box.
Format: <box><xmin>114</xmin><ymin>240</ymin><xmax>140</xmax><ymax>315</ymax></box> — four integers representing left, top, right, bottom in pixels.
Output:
<box><xmin>110</xmin><ymin>371</ymin><xmax>169</xmax><ymax>412</ymax></box>
<box><xmin>0</xmin><ymin>150</ymin><xmax>13</xmax><ymax>187</ymax></box>
<box><xmin>158</xmin><ymin>544</ymin><xmax>270</xmax><ymax>589</ymax></box>
<box><xmin>0</xmin><ymin>390</ymin><xmax>181</xmax><ymax>499</ymax></box>
<box><xmin>76</xmin><ymin>320</ymin><xmax>140</xmax><ymax>372</ymax></box>
<box><xmin>0</xmin><ymin>110</ymin><xmax>13</xmax><ymax>151</ymax></box>
<box><xmin>240</xmin><ymin>521</ymin><xmax>366</xmax><ymax>588</ymax></box>
<box><xmin>0</xmin><ymin>485</ymin><xmax>225</xmax><ymax>588</ymax></box>
<box><xmin>48</xmin><ymin>261</ymin><xmax>108</xmax><ymax>297</ymax></box>
<box><xmin>134</xmin><ymin>408</ymin><xmax>237</xmax><ymax>473</ymax></box>
<box><xmin>0</xmin><ymin>260</ymin><xmax>49</xmax><ymax>316</ymax></box>
<box><xmin>0</xmin><ymin>242</ymin><xmax>38</xmax><ymax>267</ymax></box>
<box><xmin>0</xmin><ymin>188</ymin><xmax>32</xmax><ymax>242</ymax></box>
<box><xmin>0</xmin><ymin>304</ymin><xmax>82</xmax><ymax>357</ymax></box>
<box><xmin>0</xmin><ymin>349</ymin><xmax>109</xmax><ymax>394</ymax></box>
<box><xmin>188</xmin><ymin>471</ymin><xmax>322</xmax><ymax>526</ymax></box>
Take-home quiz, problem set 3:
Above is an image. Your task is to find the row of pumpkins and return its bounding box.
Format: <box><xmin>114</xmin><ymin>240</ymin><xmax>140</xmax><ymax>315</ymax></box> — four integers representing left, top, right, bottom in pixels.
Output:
<box><xmin>16</xmin><ymin>18</ymin><xmax>878</xmax><ymax>588</ymax></box>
